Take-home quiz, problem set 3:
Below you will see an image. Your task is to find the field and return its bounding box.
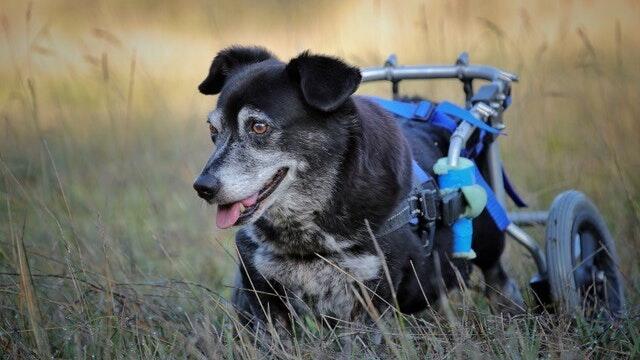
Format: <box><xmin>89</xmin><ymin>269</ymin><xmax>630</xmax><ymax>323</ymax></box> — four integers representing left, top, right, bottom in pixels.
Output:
<box><xmin>1</xmin><ymin>0</ymin><xmax>639</xmax><ymax>358</ymax></box>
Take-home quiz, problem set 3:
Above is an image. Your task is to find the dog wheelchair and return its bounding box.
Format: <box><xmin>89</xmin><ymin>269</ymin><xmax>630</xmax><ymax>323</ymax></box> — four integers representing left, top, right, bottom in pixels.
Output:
<box><xmin>360</xmin><ymin>52</ymin><xmax>625</xmax><ymax>318</ymax></box>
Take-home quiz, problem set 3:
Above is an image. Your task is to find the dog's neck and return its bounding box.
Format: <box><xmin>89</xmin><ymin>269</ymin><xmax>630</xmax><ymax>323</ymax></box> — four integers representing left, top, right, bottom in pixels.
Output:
<box><xmin>250</xmin><ymin>97</ymin><xmax>414</xmax><ymax>256</ymax></box>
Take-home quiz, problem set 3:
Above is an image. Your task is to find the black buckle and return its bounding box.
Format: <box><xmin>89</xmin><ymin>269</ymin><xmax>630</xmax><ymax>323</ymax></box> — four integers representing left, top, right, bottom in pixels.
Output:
<box><xmin>441</xmin><ymin>190</ymin><xmax>465</xmax><ymax>226</ymax></box>
<box><xmin>409</xmin><ymin>189</ymin><xmax>438</xmax><ymax>223</ymax></box>
<box><xmin>409</xmin><ymin>188</ymin><xmax>438</xmax><ymax>252</ymax></box>
<box><xmin>418</xmin><ymin>189</ymin><xmax>438</xmax><ymax>223</ymax></box>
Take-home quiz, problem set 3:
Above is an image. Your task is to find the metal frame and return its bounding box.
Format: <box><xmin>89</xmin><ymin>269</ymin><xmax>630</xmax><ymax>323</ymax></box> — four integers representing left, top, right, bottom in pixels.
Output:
<box><xmin>361</xmin><ymin>64</ymin><xmax>518</xmax><ymax>83</ymax></box>
<box><xmin>360</xmin><ymin>53</ymin><xmax>548</xmax><ymax>276</ymax></box>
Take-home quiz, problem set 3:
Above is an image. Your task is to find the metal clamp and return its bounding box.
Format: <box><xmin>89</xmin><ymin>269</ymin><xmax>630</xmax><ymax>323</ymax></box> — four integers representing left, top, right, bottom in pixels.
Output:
<box><xmin>384</xmin><ymin>54</ymin><xmax>400</xmax><ymax>99</ymax></box>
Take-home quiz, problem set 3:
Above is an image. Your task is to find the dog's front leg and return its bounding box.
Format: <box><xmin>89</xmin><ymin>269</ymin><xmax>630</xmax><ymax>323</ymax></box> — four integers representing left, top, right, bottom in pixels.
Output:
<box><xmin>333</xmin><ymin>308</ymin><xmax>393</xmax><ymax>359</ymax></box>
<box><xmin>327</xmin><ymin>282</ymin><xmax>392</xmax><ymax>358</ymax></box>
<box><xmin>232</xmin><ymin>266</ymin><xmax>295</xmax><ymax>354</ymax></box>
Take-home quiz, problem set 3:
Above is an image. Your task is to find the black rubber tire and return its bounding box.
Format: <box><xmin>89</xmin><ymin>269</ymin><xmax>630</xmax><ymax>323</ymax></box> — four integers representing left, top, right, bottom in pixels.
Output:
<box><xmin>545</xmin><ymin>190</ymin><xmax>625</xmax><ymax>318</ymax></box>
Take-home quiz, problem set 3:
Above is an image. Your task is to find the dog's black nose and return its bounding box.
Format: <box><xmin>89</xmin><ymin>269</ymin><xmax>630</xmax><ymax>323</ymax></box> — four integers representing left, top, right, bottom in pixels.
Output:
<box><xmin>193</xmin><ymin>175</ymin><xmax>220</xmax><ymax>202</ymax></box>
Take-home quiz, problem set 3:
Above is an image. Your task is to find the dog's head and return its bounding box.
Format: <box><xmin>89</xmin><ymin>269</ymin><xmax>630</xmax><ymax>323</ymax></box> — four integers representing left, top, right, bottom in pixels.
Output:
<box><xmin>193</xmin><ymin>46</ymin><xmax>361</xmax><ymax>229</ymax></box>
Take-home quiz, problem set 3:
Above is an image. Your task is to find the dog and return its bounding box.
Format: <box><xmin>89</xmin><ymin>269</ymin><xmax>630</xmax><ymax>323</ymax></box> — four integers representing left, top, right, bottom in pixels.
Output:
<box><xmin>193</xmin><ymin>46</ymin><xmax>525</xmax><ymax>337</ymax></box>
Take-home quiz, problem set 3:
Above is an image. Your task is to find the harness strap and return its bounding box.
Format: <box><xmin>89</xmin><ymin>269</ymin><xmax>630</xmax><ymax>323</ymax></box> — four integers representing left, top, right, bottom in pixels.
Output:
<box><xmin>376</xmin><ymin>161</ymin><xmax>438</xmax><ymax>238</ymax></box>
<box><xmin>412</xmin><ymin>159</ymin><xmax>431</xmax><ymax>183</ymax></box>
<box><xmin>429</xmin><ymin>109</ymin><xmax>459</xmax><ymax>132</ymax></box>
<box><xmin>473</xmin><ymin>167</ymin><xmax>511</xmax><ymax>231</ymax></box>
<box><xmin>369</xmin><ymin>97</ymin><xmax>523</xmax><ymax>242</ymax></box>
<box><xmin>369</xmin><ymin>96</ymin><xmax>527</xmax><ymax>209</ymax></box>
<box><xmin>436</xmin><ymin>101</ymin><xmax>501</xmax><ymax>134</ymax></box>
<box><xmin>370</xmin><ymin>97</ymin><xmax>435</xmax><ymax>119</ymax></box>
<box><xmin>369</xmin><ymin>97</ymin><xmax>501</xmax><ymax>135</ymax></box>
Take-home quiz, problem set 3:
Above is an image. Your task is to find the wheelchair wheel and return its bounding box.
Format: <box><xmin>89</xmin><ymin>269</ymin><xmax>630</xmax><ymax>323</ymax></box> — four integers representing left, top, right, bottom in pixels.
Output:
<box><xmin>545</xmin><ymin>190</ymin><xmax>625</xmax><ymax>318</ymax></box>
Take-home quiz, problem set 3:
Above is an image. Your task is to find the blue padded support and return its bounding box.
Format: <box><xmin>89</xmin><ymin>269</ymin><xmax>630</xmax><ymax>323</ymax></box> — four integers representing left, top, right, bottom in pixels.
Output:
<box><xmin>435</xmin><ymin>159</ymin><xmax>479</xmax><ymax>259</ymax></box>
<box><xmin>452</xmin><ymin>218</ymin><xmax>473</xmax><ymax>255</ymax></box>
<box><xmin>437</xmin><ymin>164</ymin><xmax>475</xmax><ymax>189</ymax></box>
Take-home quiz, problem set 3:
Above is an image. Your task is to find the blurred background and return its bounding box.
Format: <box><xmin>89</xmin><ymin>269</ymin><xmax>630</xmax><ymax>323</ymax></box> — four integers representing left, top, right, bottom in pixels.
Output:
<box><xmin>1</xmin><ymin>0</ymin><xmax>639</xmax><ymax>357</ymax></box>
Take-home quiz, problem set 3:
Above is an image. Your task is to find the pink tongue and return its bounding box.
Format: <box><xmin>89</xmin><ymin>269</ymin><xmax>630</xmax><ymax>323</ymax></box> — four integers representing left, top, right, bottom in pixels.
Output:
<box><xmin>216</xmin><ymin>193</ymin><xmax>259</xmax><ymax>229</ymax></box>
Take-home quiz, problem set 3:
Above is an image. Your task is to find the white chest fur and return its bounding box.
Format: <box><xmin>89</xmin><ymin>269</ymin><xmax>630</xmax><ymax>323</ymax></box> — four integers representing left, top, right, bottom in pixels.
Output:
<box><xmin>253</xmin><ymin>244</ymin><xmax>381</xmax><ymax>319</ymax></box>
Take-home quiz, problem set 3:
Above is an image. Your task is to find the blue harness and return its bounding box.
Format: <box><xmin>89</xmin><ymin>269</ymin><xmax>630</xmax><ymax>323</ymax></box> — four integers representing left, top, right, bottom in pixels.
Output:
<box><xmin>370</xmin><ymin>97</ymin><xmax>525</xmax><ymax>232</ymax></box>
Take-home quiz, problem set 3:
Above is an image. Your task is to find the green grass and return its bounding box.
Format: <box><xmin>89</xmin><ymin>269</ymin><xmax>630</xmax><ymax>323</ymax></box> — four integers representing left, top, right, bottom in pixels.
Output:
<box><xmin>1</xmin><ymin>0</ymin><xmax>640</xmax><ymax>358</ymax></box>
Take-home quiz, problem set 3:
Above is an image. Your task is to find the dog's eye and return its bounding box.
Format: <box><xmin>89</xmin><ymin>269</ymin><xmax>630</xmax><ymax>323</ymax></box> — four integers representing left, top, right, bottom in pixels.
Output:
<box><xmin>208</xmin><ymin>123</ymin><xmax>218</xmax><ymax>141</ymax></box>
<box><xmin>250</xmin><ymin>121</ymin><xmax>269</xmax><ymax>135</ymax></box>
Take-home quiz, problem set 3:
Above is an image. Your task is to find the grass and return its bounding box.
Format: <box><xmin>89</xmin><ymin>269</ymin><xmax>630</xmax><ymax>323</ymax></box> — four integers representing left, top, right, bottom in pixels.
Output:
<box><xmin>1</xmin><ymin>0</ymin><xmax>640</xmax><ymax>358</ymax></box>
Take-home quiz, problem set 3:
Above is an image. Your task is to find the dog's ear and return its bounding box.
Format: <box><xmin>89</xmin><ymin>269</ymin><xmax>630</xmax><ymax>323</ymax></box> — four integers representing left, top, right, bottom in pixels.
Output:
<box><xmin>286</xmin><ymin>51</ymin><xmax>362</xmax><ymax>112</ymax></box>
<box><xmin>198</xmin><ymin>46</ymin><xmax>275</xmax><ymax>95</ymax></box>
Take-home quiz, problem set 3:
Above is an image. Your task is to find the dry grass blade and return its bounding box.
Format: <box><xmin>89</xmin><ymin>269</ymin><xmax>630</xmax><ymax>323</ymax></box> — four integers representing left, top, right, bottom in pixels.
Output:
<box><xmin>476</xmin><ymin>17</ymin><xmax>505</xmax><ymax>38</ymax></box>
<box><xmin>92</xmin><ymin>28</ymin><xmax>123</xmax><ymax>48</ymax></box>
<box><xmin>25</xmin><ymin>1</ymin><xmax>32</xmax><ymax>24</ymax></box>
<box><xmin>13</xmin><ymin>222</ymin><xmax>51</xmax><ymax>357</ymax></box>
<box><xmin>125</xmin><ymin>50</ymin><xmax>137</xmax><ymax>124</ymax></box>
<box><xmin>0</xmin><ymin>13</ymin><xmax>9</xmax><ymax>36</ymax></box>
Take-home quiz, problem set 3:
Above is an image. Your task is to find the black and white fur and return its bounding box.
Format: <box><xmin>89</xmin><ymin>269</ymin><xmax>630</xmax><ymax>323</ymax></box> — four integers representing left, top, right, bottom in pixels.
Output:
<box><xmin>193</xmin><ymin>46</ymin><xmax>524</xmax><ymax>336</ymax></box>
